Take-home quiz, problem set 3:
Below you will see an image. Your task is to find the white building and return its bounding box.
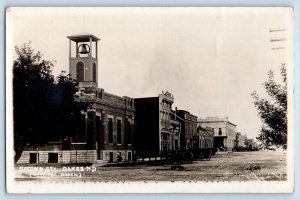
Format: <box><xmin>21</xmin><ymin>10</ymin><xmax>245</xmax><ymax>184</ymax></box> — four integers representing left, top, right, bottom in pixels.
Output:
<box><xmin>199</xmin><ymin>117</ymin><xmax>237</xmax><ymax>151</ymax></box>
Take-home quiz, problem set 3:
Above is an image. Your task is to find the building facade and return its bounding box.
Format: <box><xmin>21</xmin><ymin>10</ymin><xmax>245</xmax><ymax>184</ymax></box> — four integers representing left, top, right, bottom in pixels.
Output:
<box><xmin>176</xmin><ymin>110</ymin><xmax>198</xmax><ymax>149</ymax></box>
<box><xmin>235</xmin><ymin>132</ymin><xmax>247</xmax><ymax>148</ymax></box>
<box><xmin>68</xmin><ymin>34</ymin><xmax>135</xmax><ymax>163</ymax></box>
<box><xmin>134</xmin><ymin>91</ymin><xmax>180</xmax><ymax>156</ymax></box>
<box><xmin>199</xmin><ymin>117</ymin><xmax>237</xmax><ymax>151</ymax></box>
<box><xmin>170</xmin><ymin>112</ymin><xmax>181</xmax><ymax>151</ymax></box>
<box><xmin>196</xmin><ymin>126</ymin><xmax>214</xmax><ymax>149</ymax></box>
<box><xmin>245</xmin><ymin>139</ymin><xmax>258</xmax><ymax>150</ymax></box>
<box><xmin>17</xmin><ymin>34</ymin><xmax>135</xmax><ymax>164</ymax></box>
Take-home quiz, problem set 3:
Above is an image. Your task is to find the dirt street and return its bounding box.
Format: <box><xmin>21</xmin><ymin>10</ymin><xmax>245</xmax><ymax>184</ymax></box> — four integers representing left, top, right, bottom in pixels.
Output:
<box><xmin>15</xmin><ymin>151</ymin><xmax>287</xmax><ymax>182</ymax></box>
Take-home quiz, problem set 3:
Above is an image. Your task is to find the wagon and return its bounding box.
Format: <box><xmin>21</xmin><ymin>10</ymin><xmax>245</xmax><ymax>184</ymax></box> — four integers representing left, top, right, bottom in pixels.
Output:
<box><xmin>160</xmin><ymin>148</ymin><xmax>217</xmax><ymax>163</ymax></box>
<box><xmin>191</xmin><ymin>148</ymin><xmax>216</xmax><ymax>161</ymax></box>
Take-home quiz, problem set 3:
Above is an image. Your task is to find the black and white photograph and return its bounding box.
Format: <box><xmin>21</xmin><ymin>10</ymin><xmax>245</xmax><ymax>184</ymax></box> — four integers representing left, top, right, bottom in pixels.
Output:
<box><xmin>5</xmin><ymin>7</ymin><xmax>294</xmax><ymax>193</ymax></box>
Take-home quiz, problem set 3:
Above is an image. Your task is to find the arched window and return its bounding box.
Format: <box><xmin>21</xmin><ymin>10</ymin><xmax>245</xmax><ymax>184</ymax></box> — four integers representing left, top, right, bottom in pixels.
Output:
<box><xmin>76</xmin><ymin>61</ymin><xmax>84</xmax><ymax>82</ymax></box>
<box><xmin>93</xmin><ymin>63</ymin><xmax>97</xmax><ymax>82</ymax></box>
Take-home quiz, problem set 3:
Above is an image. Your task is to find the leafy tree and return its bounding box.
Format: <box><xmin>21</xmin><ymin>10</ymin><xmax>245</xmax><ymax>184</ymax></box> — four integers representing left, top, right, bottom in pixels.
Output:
<box><xmin>251</xmin><ymin>63</ymin><xmax>287</xmax><ymax>149</ymax></box>
<box><xmin>51</xmin><ymin>72</ymin><xmax>86</xmax><ymax>142</ymax></box>
<box><xmin>13</xmin><ymin>42</ymin><xmax>55</xmax><ymax>161</ymax></box>
<box><xmin>13</xmin><ymin>43</ymin><xmax>86</xmax><ymax>162</ymax></box>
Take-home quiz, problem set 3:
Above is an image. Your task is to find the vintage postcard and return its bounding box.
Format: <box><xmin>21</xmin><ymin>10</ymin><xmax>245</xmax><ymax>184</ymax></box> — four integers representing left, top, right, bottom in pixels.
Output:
<box><xmin>6</xmin><ymin>7</ymin><xmax>294</xmax><ymax>193</ymax></box>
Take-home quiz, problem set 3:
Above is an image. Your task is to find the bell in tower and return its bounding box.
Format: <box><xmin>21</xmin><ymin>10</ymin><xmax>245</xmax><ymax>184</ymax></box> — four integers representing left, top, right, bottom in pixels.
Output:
<box><xmin>78</xmin><ymin>44</ymin><xmax>90</xmax><ymax>55</ymax></box>
<box><xmin>67</xmin><ymin>34</ymin><xmax>100</xmax><ymax>88</ymax></box>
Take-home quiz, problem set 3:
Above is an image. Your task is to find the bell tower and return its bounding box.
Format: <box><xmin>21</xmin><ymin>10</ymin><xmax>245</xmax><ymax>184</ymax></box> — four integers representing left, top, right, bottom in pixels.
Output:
<box><xmin>67</xmin><ymin>34</ymin><xmax>100</xmax><ymax>88</ymax></box>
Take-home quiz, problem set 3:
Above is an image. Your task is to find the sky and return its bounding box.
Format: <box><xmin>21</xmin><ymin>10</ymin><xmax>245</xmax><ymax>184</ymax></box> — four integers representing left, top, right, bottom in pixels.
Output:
<box><xmin>6</xmin><ymin>7</ymin><xmax>294</xmax><ymax>140</ymax></box>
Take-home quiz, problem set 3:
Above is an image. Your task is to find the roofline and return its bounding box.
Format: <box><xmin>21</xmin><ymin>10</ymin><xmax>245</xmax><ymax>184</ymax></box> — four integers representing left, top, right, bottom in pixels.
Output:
<box><xmin>176</xmin><ymin>110</ymin><xmax>198</xmax><ymax>119</ymax></box>
<box><xmin>199</xmin><ymin>119</ymin><xmax>237</xmax><ymax>127</ymax></box>
<box><xmin>176</xmin><ymin>110</ymin><xmax>190</xmax><ymax>114</ymax></box>
<box><xmin>134</xmin><ymin>97</ymin><xmax>158</xmax><ymax>100</ymax></box>
<box><xmin>67</xmin><ymin>34</ymin><xmax>100</xmax><ymax>42</ymax></box>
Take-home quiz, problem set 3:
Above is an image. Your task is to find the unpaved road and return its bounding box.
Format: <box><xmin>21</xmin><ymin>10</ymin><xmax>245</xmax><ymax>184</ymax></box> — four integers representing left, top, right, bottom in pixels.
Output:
<box><xmin>15</xmin><ymin>151</ymin><xmax>287</xmax><ymax>182</ymax></box>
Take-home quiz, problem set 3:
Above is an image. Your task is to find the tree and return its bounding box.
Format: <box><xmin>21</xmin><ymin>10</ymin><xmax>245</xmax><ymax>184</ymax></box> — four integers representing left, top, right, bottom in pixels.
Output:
<box><xmin>51</xmin><ymin>71</ymin><xmax>86</xmax><ymax>142</ymax></box>
<box><xmin>13</xmin><ymin>43</ymin><xmax>86</xmax><ymax>162</ymax></box>
<box><xmin>251</xmin><ymin>63</ymin><xmax>287</xmax><ymax>149</ymax></box>
<box><xmin>13</xmin><ymin>42</ymin><xmax>55</xmax><ymax>161</ymax></box>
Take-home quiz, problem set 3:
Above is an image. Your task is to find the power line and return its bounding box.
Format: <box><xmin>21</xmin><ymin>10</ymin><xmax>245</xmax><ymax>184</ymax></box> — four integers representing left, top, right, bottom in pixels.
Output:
<box><xmin>270</xmin><ymin>38</ymin><xmax>285</xmax><ymax>42</ymax></box>
<box><xmin>272</xmin><ymin>47</ymin><xmax>285</xmax><ymax>50</ymax></box>
<box><xmin>269</xmin><ymin>27</ymin><xmax>286</xmax><ymax>50</ymax></box>
<box><xmin>269</xmin><ymin>28</ymin><xmax>285</xmax><ymax>32</ymax></box>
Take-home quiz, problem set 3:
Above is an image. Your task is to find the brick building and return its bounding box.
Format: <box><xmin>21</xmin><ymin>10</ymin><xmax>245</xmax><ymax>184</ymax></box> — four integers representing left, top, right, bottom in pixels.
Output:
<box><xmin>68</xmin><ymin>34</ymin><xmax>135</xmax><ymax>163</ymax></box>
<box><xmin>170</xmin><ymin>111</ymin><xmax>181</xmax><ymax>151</ymax></box>
<box><xmin>134</xmin><ymin>91</ymin><xmax>180</xmax><ymax>156</ymax></box>
<box><xmin>196</xmin><ymin>126</ymin><xmax>214</xmax><ymax>149</ymax></box>
<box><xmin>176</xmin><ymin>110</ymin><xmax>198</xmax><ymax>149</ymax></box>
<box><xmin>199</xmin><ymin>117</ymin><xmax>237</xmax><ymax>151</ymax></box>
<box><xmin>17</xmin><ymin>34</ymin><xmax>135</xmax><ymax>164</ymax></box>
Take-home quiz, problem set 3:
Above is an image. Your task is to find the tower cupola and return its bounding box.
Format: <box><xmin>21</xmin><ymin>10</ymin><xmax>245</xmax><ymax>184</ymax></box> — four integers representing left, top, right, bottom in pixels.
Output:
<box><xmin>67</xmin><ymin>34</ymin><xmax>100</xmax><ymax>88</ymax></box>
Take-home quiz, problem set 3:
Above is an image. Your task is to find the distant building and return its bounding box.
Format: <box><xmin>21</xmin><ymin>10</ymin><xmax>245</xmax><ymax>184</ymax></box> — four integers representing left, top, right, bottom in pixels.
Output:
<box><xmin>199</xmin><ymin>117</ymin><xmax>237</xmax><ymax>151</ymax></box>
<box><xmin>170</xmin><ymin>109</ymin><xmax>181</xmax><ymax>151</ymax></box>
<box><xmin>176</xmin><ymin>110</ymin><xmax>198</xmax><ymax>149</ymax></box>
<box><xmin>235</xmin><ymin>132</ymin><xmax>247</xmax><ymax>148</ymax></box>
<box><xmin>245</xmin><ymin>139</ymin><xmax>258</xmax><ymax>150</ymax></box>
<box><xmin>134</xmin><ymin>91</ymin><xmax>180</xmax><ymax>156</ymax></box>
<box><xmin>196</xmin><ymin>126</ymin><xmax>214</xmax><ymax>149</ymax></box>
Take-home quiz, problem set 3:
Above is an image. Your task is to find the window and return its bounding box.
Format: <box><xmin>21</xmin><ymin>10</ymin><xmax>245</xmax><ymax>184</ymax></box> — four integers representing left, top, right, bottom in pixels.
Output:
<box><xmin>163</xmin><ymin>144</ymin><xmax>168</xmax><ymax>151</ymax></box>
<box><xmin>117</xmin><ymin>152</ymin><xmax>122</xmax><ymax>162</ymax></box>
<box><xmin>128</xmin><ymin>152</ymin><xmax>132</xmax><ymax>161</ymax></box>
<box><xmin>126</xmin><ymin>120</ymin><xmax>132</xmax><ymax>144</ymax></box>
<box><xmin>175</xmin><ymin>140</ymin><xmax>178</xmax><ymax>150</ymax></box>
<box><xmin>96</xmin><ymin>116</ymin><xmax>102</xmax><ymax>160</ymax></box>
<box><xmin>162</xmin><ymin>133</ymin><xmax>168</xmax><ymax>140</ymax></box>
<box><xmin>108</xmin><ymin>118</ymin><xmax>113</xmax><ymax>143</ymax></box>
<box><xmin>117</xmin><ymin>119</ymin><xmax>121</xmax><ymax>144</ymax></box>
<box><xmin>93</xmin><ymin>63</ymin><xmax>97</xmax><ymax>82</ymax></box>
<box><xmin>96</xmin><ymin>116</ymin><xmax>101</xmax><ymax>138</ymax></box>
<box><xmin>109</xmin><ymin>152</ymin><xmax>113</xmax><ymax>163</ymax></box>
<box><xmin>218</xmin><ymin>128</ymin><xmax>222</xmax><ymax>136</ymax></box>
<box><xmin>29</xmin><ymin>153</ymin><xmax>37</xmax><ymax>164</ymax></box>
<box><xmin>48</xmin><ymin>153</ymin><xmax>58</xmax><ymax>163</ymax></box>
<box><xmin>76</xmin><ymin>61</ymin><xmax>84</xmax><ymax>82</ymax></box>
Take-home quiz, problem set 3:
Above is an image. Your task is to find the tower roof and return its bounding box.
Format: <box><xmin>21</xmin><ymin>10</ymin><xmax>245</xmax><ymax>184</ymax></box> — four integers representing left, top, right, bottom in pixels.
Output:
<box><xmin>67</xmin><ymin>33</ymin><xmax>100</xmax><ymax>42</ymax></box>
